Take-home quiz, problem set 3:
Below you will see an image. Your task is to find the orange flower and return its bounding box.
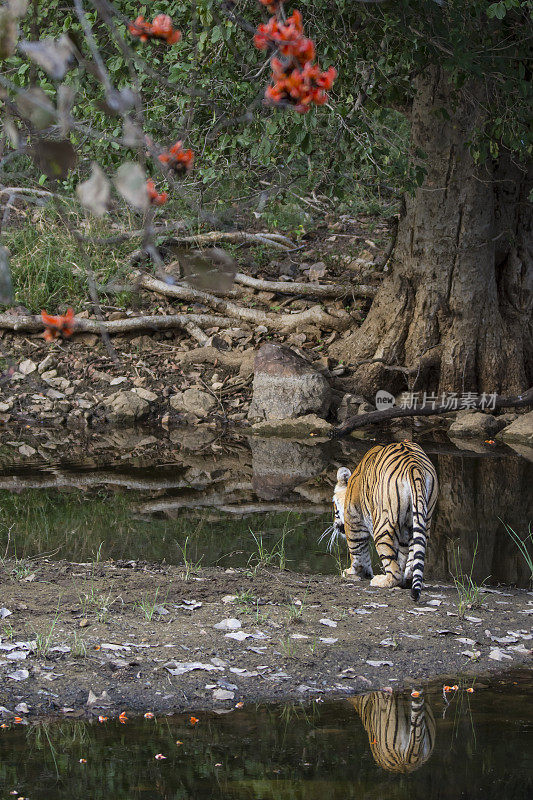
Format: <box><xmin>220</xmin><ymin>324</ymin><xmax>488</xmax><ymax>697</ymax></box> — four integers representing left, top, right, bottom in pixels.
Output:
<box><xmin>254</xmin><ymin>8</ymin><xmax>336</xmax><ymax>113</ymax></box>
<box><xmin>13</xmin><ymin>717</ymin><xmax>23</xmax><ymax>724</ymax></box>
<box><xmin>0</xmin><ymin>723</ymin><xmax>8</xmax><ymax>729</ymax></box>
<box><xmin>119</xmin><ymin>711</ymin><xmax>128</xmax><ymax>723</ymax></box>
<box><xmin>485</xmin><ymin>439</ymin><xmax>496</xmax><ymax>445</ymax></box>
<box><xmin>41</xmin><ymin>308</ymin><xmax>75</xmax><ymax>341</ymax></box>
<box><xmin>79</xmin><ymin>758</ymin><xmax>87</xmax><ymax>764</ymax></box>
<box><xmin>443</xmin><ymin>685</ymin><xmax>452</xmax><ymax>692</ymax></box>
<box><xmin>128</xmin><ymin>14</ymin><xmax>181</xmax><ymax>45</ymax></box>
<box><xmin>235</xmin><ymin>701</ymin><xmax>244</xmax><ymax>709</ymax></box>
<box><xmin>144</xmin><ymin>711</ymin><xmax>155</xmax><ymax>719</ymax></box>
<box><xmin>189</xmin><ymin>716</ymin><xmax>199</xmax><ymax>725</ymax></box>
<box><xmin>467</xmin><ymin>687</ymin><xmax>475</xmax><ymax>693</ymax></box>
<box><xmin>155</xmin><ymin>753</ymin><xmax>167</xmax><ymax>760</ymax></box>
<box><xmin>158</xmin><ymin>141</ymin><xmax>194</xmax><ymax>174</ymax></box>
<box><xmin>451</xmin><ymin>685</ymin><xmax>459</xmax><ymax>691</ymax></box>
<box><xmin>146</xmin><ymin>179</ymin><xmax>168</xmax><ymax>206</ymax></box>
<box><xmin>176</xmin><ymin>740</ymin><xmax>183</xmax><ymax>746</ymax></box>
<box><xmin>410</xmin><ymin>690</ymin><xmax>421</xmax><ymax>698</ymax></box>
<box><xmin>98</xmin><ymin>716</ymin><xmax>108</xmax><ymax>723</ymax></box>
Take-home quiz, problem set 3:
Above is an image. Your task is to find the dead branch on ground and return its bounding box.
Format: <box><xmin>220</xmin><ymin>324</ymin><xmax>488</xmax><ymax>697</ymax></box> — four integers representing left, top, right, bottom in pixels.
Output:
<box><xmin>332</xmin><ymin>386</ymin><xmax>533</xmax><ymax>438</ymax></box>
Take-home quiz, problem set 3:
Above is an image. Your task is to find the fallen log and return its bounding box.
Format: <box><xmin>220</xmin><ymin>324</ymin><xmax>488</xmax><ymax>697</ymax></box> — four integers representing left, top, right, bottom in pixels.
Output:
<box><xmin>331</xmin><ymin>386</ymin><xmax>533</xmax><ymax>439</ymax></box>
<box><xmin>0</xmin><ymin>311</ymin><xmax>234</xmax><ymax>345</ymax></box>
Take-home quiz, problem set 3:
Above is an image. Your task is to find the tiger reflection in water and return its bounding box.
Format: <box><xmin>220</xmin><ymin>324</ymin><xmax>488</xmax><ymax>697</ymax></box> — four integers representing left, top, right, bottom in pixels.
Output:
<box><xmin>349</xmin><ymin>690</ymin><xmax>436</xmax><ymax>773</ymax></box>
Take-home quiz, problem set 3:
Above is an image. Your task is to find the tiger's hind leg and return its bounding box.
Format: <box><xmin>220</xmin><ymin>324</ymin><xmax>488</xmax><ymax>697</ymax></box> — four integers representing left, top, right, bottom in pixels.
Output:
<box><xmin>398</xmin><ymin>528</ymin><xmax>412</xmax><ymax>588</ymax></box>
<box><xmin>343</xmin><ymin>521</ymin><xmax>373</xmax><ymax>580</ymax></box>
<box><xmin>398</xmin><ymin>544</ymin><xmax>411</xmax><ymax>588</ymax></box>
<box><xmin>370</xmin><ymin>520</ymin><xmax>402</xmax><ymax>589</ymax></box>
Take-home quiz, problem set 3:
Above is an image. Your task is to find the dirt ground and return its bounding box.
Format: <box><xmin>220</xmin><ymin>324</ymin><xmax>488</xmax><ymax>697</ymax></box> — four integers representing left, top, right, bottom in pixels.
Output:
<box><xmin>1</xmin><ymin>560</ymin><xmax>531</xmax><ymax>720</ymax></box>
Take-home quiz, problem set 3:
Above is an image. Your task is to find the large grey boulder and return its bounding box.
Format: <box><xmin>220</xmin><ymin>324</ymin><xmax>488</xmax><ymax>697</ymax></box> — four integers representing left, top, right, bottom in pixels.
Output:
<box><xmin>448</xmin><ymin>410</ymin><xmax>503</xmax><ymax>438</ymax></box>
<box><xmin>497</xmin><ymin>410</ymin><xmax>533</xmax><ymax>445</ymax></box>
<box><xmin>248</xmin><ymin>343</ymin><xmax>331</xmax><ymax>423</ymax></box>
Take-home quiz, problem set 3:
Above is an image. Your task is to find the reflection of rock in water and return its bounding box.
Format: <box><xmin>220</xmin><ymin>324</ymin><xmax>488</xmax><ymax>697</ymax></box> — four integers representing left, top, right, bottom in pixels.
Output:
<box><xmin>349</xmin><ymin>691</ymin><xmax>436</xmax><ymax>774</ymax></box>
<box><xmin>428</xmin><ymin>453</ymin><xmax>533</xmax><ymax>587</ymax></box>
<box><xmin>250</xmin><ymin>437</ymin><xmax>327</xmax><ymax>500</ymax></box>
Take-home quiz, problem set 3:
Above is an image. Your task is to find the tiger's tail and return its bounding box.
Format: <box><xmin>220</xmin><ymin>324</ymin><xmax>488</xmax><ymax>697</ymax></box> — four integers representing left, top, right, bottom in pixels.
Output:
<box><xmin>408</xmin><ymin>467</ymin><xmax>429</xmax><ymax>602</ymax></box>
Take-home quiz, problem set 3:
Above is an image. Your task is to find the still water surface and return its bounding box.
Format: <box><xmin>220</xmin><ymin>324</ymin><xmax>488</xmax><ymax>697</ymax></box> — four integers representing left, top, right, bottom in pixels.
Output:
<box><xmin>0</xmin><ymin>433</ymin><xmax>531</xmax><ymax>586</ymax></box>
<box><xmin>0</xmin><ymin>674</ymin><xmax>531</xmax><ymax>800</ymax></box>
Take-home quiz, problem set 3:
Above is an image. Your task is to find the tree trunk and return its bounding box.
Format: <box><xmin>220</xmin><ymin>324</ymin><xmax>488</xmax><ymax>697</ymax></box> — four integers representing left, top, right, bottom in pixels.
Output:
<box><xmin>333</xmin><ymin>66</ymin><xmax>533</xmax><ymax>397</ymax></box>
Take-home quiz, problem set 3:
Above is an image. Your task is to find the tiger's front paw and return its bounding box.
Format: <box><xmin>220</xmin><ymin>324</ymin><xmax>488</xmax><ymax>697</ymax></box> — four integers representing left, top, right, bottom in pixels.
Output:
<box><xmin>342</xmin><ymin>567</ymin><xmax>362</xmax><ymax>580</ymax></box>
<box><xmin>370</xmin><ymin>573</ymin><xmax>400</xmax><ymax>588</ymax></box>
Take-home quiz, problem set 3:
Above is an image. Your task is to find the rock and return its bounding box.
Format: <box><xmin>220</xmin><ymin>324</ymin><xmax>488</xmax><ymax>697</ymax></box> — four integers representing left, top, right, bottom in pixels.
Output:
<box><xmin>248</xmin><ymin>343</ymin><xmax>331</xmax><ymax>423</ymax></box>
<box><xmin>19</xmin><ymin>359</ymin><xmax>36</xmax><ymax>375</ymax></box>
<box><xmin>37</xmin><ymin>355</ymin><xmax>54</xmax><ymax>374</ymax></box>
<box><xmin>337</xmin><ymin>393</ymin><xmax>374</xmax><ymax>423</ymax></box>
<box><xmin>170</xmin><ymin>388</ymin><xmax>217</xmax><ymax>417</ymax></box>
<box><xmin>213</xmin><ymin>689</ymin><xmax>235</xmax><ymax>701</ymax></box>
<box><xmin>497</xmin><ymin>410</ymin><xmax>533</xmax><ymax>445</ymax></box>
<box><xmin>498</xmin><ymin>412</ymin><xmax>518</xmax><ymax>426</ymax></box>
<box><xmin>448</xmin><ymin>411</ymin><xmax>503</xmax><ymax>438</ymax></box>
<box><xmin>104</xmin><ymin>391</ymin><xmax>150</xmax><ymax>424</ymax></box>
<box><xmin>213</xmin><ymin>618</ymin><xmax>241</xmax><ymax>631</ymax></box>
<box><xmin>132</xmin><ymin>387</ymin><xmax>158</xmax><ymax>402</ymax></box>
<box><xmin>251</xmin><ymin>414</ymin><xmax>332</xmax><ymax>437</ymax></box>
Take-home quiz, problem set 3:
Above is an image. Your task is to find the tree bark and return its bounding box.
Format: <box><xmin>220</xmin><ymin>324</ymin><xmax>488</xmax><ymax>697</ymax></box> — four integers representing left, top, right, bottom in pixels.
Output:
<box><xmin>332</xmin><ymin>66</ymin><xmax>533</xmax><ymax>397</ymax></box>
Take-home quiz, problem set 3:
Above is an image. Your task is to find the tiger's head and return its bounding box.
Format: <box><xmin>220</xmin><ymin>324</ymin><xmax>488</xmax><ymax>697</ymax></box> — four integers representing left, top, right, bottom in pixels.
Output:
<box><xmin>320</xmin><ymin>467</ymin><xmax>351</xmax><ymax>551</ymax></box>
<box><xmin>333</xmin><ymin>466</ymin><xmax>351</xmax><ymax>536</ymax></box>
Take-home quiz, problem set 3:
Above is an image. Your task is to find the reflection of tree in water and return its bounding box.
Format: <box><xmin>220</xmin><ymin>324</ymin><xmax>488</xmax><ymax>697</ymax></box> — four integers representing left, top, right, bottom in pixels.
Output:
<box><xmin>428</xmin><ymin>453</ymin><xmax>533</xmax><ymax>587</ymax></box>
<box><xmin>349</xmin><ymin>690</ymin><xmax>436</xmax><ymax>774</ymax></box>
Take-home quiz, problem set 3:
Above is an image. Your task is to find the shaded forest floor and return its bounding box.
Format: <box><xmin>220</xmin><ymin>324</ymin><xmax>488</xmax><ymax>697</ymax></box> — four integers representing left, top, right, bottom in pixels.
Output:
<box><xmin>0</xmin><ymin>213</ymin><xmax>390</xmax><ymax>430</ymax></box>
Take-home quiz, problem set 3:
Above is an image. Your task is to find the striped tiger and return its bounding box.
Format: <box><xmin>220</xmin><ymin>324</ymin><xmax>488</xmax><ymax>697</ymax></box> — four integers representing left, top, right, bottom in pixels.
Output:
<box><xmin>327</xmin><ymin>441</ymin><xmax>438</xmax><ymax>600</ymax></box>
<box><xmin>349</xmin><ymin>690</ymin><xmax>436</xmax><ymax>773</ymax></box>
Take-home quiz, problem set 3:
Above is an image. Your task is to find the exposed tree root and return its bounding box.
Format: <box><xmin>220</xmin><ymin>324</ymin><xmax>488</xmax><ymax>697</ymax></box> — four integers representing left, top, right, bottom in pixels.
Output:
<box><xmin>86</xmin><ymin>227</ymin><xmax>296</xmax><ymax>249</ymax></box>
<box><xmin>332</xmin><ymin>386</ymin><xmax>533</xmax><ymax>439</ymax></box>
<box><xmin>135</xmin><ymin>273</ymin><xmax>351</xmax><ymax>332</ymax></box>
<box><xmin>233</xmin><ymin>272</ymin><xmax>376</xmax><ymax>299</ymax></box>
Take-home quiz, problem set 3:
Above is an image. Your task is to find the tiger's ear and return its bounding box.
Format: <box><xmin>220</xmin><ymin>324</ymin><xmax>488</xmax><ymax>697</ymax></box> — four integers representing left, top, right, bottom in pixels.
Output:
<box><xmin>336</xmin><ymin>467</ymin><xmax>351</xmax><ymax>487</ymax></box>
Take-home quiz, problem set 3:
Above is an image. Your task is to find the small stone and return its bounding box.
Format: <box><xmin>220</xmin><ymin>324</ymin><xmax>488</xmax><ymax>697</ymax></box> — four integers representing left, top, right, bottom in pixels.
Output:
<box><xmin>170</xmin><ymin>388</ymin><xmax>217</xmax><ymax>417</ymax></box>
<box><xmin>497</xmin><ymin>410</ymin><xmax>533</xmax><ymax>445</ymax></box>
<box><xmin>19</xmin><ymin>359</ymin><xmax>36</xmax><ymax>375</ymax></box>
<box><xmin>214</xmin><ymin>618</ymin><xmax>241</xmax><ymax>631</ymax></box>
<box><xmin>104</xmin><ymin>391</ymin><xmax>150</xmax><ymax>424</ymax></box>
<box><xmin>132</xmin><ymin>387</ymin><xmax>158</xmax><ymax>402</ymax></box>
<box><xmin>213</xmin><ymin>689</ymin><xmax>235</xmax><ymax>701</ymax></box>
<box><xmin>449</xmin><ymin>411</ymin><xmax>503</xmax><ymax>438</ymax></box>
<box><xmin>18</xmin><ymin>444</ymin><xmax>36</xmax><ymax>457</ymax></box>
<box><xmin>37</xmin><ymin>355</ymin><xmax>54</xmax><ymax>374</ymax></box>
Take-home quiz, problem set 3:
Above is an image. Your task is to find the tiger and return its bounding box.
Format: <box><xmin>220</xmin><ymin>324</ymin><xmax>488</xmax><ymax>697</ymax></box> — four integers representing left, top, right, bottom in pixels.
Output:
<box><xmin>324</xmin><ymin>441</ymin><xmax>438</xmax><ymax>601</ymax></box>
<box><xmin>349</xmin><ymin>690</ymin><xmax>436</xmax><ymax>774</ymax></box>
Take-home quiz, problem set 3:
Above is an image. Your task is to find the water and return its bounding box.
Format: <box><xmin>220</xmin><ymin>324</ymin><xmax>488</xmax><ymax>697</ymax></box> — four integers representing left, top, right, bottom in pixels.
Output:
<box><xmin>0</xmin><ymin>431</ymin><xmax>531</xmax><ymax>586</ymax></box>
<box><xmin>0</xmin><ymin>673</ymin><xmax>531</xmax><ymax>800</ymax></box>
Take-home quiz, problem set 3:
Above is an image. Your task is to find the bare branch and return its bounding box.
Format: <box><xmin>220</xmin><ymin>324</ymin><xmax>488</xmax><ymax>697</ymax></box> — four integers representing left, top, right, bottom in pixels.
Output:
<box><xmin>332</xmin><ymin>387</ymin><xmax>533</xmax><ymax>439</ymax></box>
